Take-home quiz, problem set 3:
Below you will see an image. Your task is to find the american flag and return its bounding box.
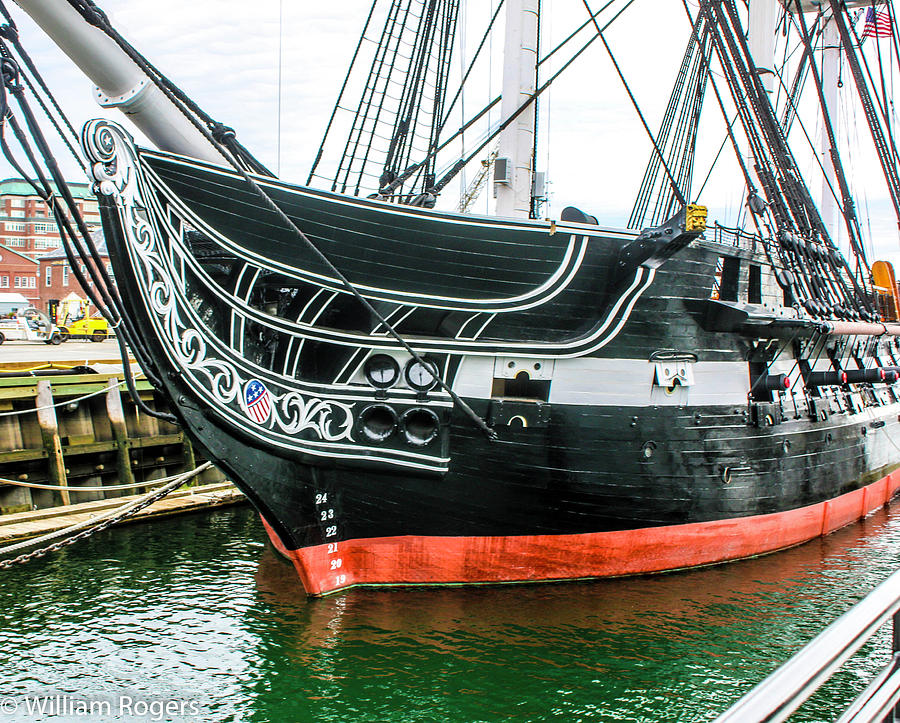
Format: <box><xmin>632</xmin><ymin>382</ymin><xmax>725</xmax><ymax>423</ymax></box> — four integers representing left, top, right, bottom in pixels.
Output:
<box><xmin>244</xmin><ymin>379</ymin><xmax>271</xmax><ymax>424</ymax></box>
<box><xmin>862</xmin><ymin>7</ymin><xmax>893</xmax><ymax>39</ymax></box>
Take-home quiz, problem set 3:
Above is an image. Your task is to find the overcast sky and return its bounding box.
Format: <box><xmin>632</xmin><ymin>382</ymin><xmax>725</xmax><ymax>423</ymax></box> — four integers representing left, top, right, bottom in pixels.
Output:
<box><xmin>4</xmin><ymin>0</ymin><xmax>900</xmax><ymax>267</ymax></box>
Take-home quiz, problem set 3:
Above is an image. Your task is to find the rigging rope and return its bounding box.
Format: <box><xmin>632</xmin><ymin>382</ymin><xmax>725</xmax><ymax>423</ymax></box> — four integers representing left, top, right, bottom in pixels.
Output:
<box><xmin>581</xmin><ymin>0</ymin><xmax>687</xmax><ymax>207</ymax></box>
<box><xmin>0</xmin><ymin>5</ymin><xmax>85</xmax><ymax>171</ymax></box>
<box><xmin>385</xmin><ymin>0</ymin><xmax>639</xmax><ymax>197</ymax></box>
<box><xmin>0</xmin><ymin>41</ymin><xmax>175</xmax><ymax>420</ymax></box>
<box><xmin>630</xmin><ymin>14</ymin><xmax>709</xmax><ymax>229</ymax></box>
<box><xmin>0</xmin><ymin>1</ymin><xmax>498</xmax><ymax>437</ymax></box>
<box><xmin>323</xmin><ymin>0</ymin><xmax>461</xmax><ymax>201</ymax></box>
<box><xmin>0</xmin><ymin>378</ymin><xmax>132</xmax><ymax>418</ymax></box>
<box><xmin>837</xmin><ymin>0</ymin><xmax>900</xmax><ymax>231</ymax></box>
<box><xmin>0</xmin><ymin>463</ymin><xmax>212</xmax><ymax>568</ymax></box>
<box><xmin>792</xmin><ymin>4</ymin><xmax>869</xmax><ymax>272</ymax></box>
<box><xmin>308</xmin><ymin>0</ymin><xmax>383</xmax><ymax>184</ymax></box>
<box><xmin>0</xmin><ymin>467</ymin><xmax>207</xmax><ymax>492</ymax></box>
<box><xmin>689</xmin><ymin>0</ymin><xmax>873</xmax><ymax>320</ymax></box>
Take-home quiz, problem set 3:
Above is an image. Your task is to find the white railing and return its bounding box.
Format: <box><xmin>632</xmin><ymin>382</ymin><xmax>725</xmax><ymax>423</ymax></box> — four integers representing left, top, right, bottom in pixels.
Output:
<box><xmin>715</xmin><ymin>567</ymin><xmax>900</xmax><ymax>723</ymax></box>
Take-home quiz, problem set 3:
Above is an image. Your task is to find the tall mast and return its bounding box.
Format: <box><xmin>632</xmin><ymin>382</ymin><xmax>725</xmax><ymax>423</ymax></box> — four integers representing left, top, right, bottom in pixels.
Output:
<box><xmin>494</xmin><ymin>0</ymin><xmax>538</xmax><ymax>218</ymax></box>
<box><xmin>791</xmin><ymin>0</ymin><xmax>882</xmax><ymax>239</ymax></box>
<box><xmin>748</xmin><ymin>0</ymin><xmax>778</xmax><ymax>95</ymax></box>
<box><xmin>819</xmin><ymin>12</ymin><xmax>841</xmax><ymax>238</ymax></box>
<box><xmin>746</xmin><ymin>0</ymin><xmax>778</xmax><ymax>217</ymax></box>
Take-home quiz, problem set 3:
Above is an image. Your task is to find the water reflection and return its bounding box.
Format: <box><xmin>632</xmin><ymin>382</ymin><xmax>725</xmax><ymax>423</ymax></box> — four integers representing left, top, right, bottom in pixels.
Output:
<box><xmin>0</xmin><ymin>502</ymin><xmax>898</xmax><ymax>721</ymax></box>
<box><xmin>245</xmin><ymin>505</ymin><xmax>900</xmax><ymax>722</ymax></box>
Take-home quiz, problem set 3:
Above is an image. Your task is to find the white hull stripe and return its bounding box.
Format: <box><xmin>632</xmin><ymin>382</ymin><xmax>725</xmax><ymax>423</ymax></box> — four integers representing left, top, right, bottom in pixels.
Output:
<box><xmin>86</xmin><ymin>121</ymin><xmax>655</xmax><ymax>472</ymax></box>
<box><xmin>140</xmin><ymin>159</ymin><xmax>593</xmax><ymax>313</ymax></box>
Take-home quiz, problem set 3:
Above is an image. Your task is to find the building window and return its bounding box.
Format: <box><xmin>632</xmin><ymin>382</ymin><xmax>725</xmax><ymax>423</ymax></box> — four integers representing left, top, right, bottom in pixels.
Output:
<box><xmin>62</xmin><ymin>266</ymin><xmax>69</xmax><ymax>286</ymax></box>
<box><xmin>13</xmin><ymin>276</ymin><xmax>21</xmax><ymax>288</ymax></box>
<box><xmin>34</xmin><ymin>239</ymin><xmax>60</xmax><ymax>249</ymax></box>
<box><xmin>106</xmin><ymin>263</ymin><xmax>113</xmax><ymax>276</ymax></box>
<box><xmin>4</xmin><ymin>237</ymin><xmax>23</xmax><ymax>247</ymax></box>
<box><xmin>45</xmin><ymin>266</ymin><xmax>51</xmax><ymax>287</ymax></box>
<box><xmin>0</xmin><ymin>276</ymin><xmax>7</xmax><ymax>288</ymax></box>
<box><xmin>10</xmin><ymin>199</ymin><xmax>24</xmax><ymax>208</ymax></box>
<box><xmin>5</xmin><ymin>222</ymin><xmax>25</xmax><ymax>232</ymax></box>
<box><xmin>32</xmin><ymin>222</ymin><xmax>55</xmax><ymax>233</ymax></box>
<box><xmin>28</xmin><ymin>276</ymin><xmax>36</xmax><ymax>289</ymax></box>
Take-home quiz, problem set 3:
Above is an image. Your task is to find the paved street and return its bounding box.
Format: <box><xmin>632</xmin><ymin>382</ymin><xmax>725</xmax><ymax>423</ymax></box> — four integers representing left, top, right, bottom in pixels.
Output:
<box><xmin>0</xmin><ymin>339</ymin><xmax>124</xmax><ymax>365</ymax></box>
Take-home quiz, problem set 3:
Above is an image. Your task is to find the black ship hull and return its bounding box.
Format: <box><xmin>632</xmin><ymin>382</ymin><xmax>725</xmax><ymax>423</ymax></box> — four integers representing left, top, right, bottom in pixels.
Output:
<box><xmin>85</xmin><ymin>121</ymin><xmax>900</xmax><ymax>595</ymax></box>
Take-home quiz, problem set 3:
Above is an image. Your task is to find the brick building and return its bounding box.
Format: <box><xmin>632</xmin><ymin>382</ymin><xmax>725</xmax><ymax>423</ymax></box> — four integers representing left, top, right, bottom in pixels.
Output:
<box><xmin>38</xmin><ymin>229</ymin><xmax>110</xmax><ymax>316</ymax></box>
<box><xmin>0</xmin><ymin>242</ymin><xmax>39</xmax><ymax>307</ymax></box>
<box><xmin>0</xmin><ymin>178</ymin><xmax>101</xmax><ymax>260</ymax></box>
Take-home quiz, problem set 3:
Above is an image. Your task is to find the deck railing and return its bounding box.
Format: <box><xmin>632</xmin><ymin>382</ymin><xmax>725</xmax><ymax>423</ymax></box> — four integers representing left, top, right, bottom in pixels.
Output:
<box><xmin>714</xmin><ymin>567</ymin><xmax>900</xmax><ymax>722</ymax></box>
<box><xmin>711</xmin><ymin>222</ymin><xmax>762</xmax><ymax>252</ymax></box>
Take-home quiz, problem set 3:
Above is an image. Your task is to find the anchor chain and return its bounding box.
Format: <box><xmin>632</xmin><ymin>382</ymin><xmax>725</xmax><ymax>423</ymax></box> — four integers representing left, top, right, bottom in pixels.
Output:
<box><xmin>0</xmin><ymin>462</ymin><xmax>212</xmax><ymax>569</ymax></box>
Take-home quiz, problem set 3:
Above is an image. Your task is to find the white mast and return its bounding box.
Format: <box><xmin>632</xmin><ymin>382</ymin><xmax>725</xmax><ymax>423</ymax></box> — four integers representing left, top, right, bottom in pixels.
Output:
<box><xmin>819</xmin><ymin>11</ymin><xmax>841</xmax><ymax>239</ymax></box>
<box><xmin>12</xmin><ymin>0</ymin><xmax>222</xmax><ymax>164</ymax></box>
<box><xmin>748</xmin><ymin>0</ymin><xmax>778</xmax><ymax>95</ymax></box>
<box><xmin>494</xmin><ymin>0</ymin><xmax>538</xmax><ymax>218</ymax></box>
<box><xmin>785</xmin><ymin>1</ymin><xmax>872</xmax><ymax>238</ymax></box>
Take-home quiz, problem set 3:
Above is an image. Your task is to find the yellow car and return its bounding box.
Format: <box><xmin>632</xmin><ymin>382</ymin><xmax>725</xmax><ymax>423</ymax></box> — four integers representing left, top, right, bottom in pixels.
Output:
<box><xmin>58</xmin><ymin>314</ymin><xmax>109</xmax><ymax>342</ymax></box>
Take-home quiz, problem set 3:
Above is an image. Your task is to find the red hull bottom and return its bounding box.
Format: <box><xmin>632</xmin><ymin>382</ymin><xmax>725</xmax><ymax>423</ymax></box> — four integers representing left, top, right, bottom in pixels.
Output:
<box><xmin>262</xmin><ymin>470</ymin><xmax>900</xmax><ymax>596</ymax></box>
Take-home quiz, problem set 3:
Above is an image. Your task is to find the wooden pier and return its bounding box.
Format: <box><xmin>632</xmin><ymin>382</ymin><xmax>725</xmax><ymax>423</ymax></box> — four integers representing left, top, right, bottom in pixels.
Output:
<box><xmin>0</xmin><ymin>481</ymin><xmax>244</xmax><ymax>545</ymax></box>
<box><xmin>0</xmin><ymin>362</ymin><xmax>244</xmax><ymax>522</ymax></box>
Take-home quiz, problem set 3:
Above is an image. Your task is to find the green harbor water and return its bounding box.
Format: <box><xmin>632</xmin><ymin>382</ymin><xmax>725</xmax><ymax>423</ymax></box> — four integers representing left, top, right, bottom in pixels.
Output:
<box><xmin>3</xmin><ymin>503</ymin><xmax>900</xmax><ymax>722</ymax></box>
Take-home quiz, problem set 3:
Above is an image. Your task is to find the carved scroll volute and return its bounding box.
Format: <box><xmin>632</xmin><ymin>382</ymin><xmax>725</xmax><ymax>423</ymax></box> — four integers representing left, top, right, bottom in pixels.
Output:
<box><xmin>82</xmin><ymin>119</ymin><xmax>137</xmax><ymax>197</ymax></box>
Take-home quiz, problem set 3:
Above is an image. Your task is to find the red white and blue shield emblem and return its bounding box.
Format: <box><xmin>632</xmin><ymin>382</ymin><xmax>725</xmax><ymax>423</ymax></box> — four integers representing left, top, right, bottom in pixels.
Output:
<box><xmin>244</xmin><ymin>379</ymin><xmax>271</xmax><ymax>424</ymax></box>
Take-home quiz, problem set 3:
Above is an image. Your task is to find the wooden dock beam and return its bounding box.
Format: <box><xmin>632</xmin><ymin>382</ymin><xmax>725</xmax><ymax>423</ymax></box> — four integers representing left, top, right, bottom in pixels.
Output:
<box><xmin>35</xmin><ymin>380</ymin><xmax>69</xmax><ymax>506</ymax></box>
<box><xmin>105</xmin><ymin>378</ymin><xmax>137</xmax><ymax>492</ymax></box>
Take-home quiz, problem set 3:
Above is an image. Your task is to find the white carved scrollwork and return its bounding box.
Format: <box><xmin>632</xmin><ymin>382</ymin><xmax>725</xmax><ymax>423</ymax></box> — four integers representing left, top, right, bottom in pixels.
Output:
<box><xmin>82</xmin><ymin>120</ymin><xmax>354</xmax><ymax>444</ymax></box>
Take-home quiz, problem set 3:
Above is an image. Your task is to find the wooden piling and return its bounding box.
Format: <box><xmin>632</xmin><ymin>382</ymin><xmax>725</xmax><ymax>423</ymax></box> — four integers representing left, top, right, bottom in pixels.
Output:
<box><xmin>0</xmin><ymin>368</ymin><xmax>226</xmax><ymax>515</ymax></box>
<box><xmin>105</xmin><ymin>379</ymin><xmax>136</xmax><ymax>492</ymax></box>
<box><xmin>35</xmin><ymin>380</ymin><xmax>69</xmax><ymax>506</ymax></box>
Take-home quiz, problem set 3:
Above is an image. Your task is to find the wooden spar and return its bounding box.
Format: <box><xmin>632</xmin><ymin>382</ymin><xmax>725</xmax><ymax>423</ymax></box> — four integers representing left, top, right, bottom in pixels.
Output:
<box><xmin>823</xmin><ymin>320</ymin><xmax>900</xmax><ymax>335</ymax></box>
<box><xmin>12</xmin><ymin>0</ymin><xmax>221</xmax><ymax>164</ymax></box>
<box><xmin>786</xmin><ymin>0</ymin><xmax>880</xmax><ymax>11</ymax></box>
